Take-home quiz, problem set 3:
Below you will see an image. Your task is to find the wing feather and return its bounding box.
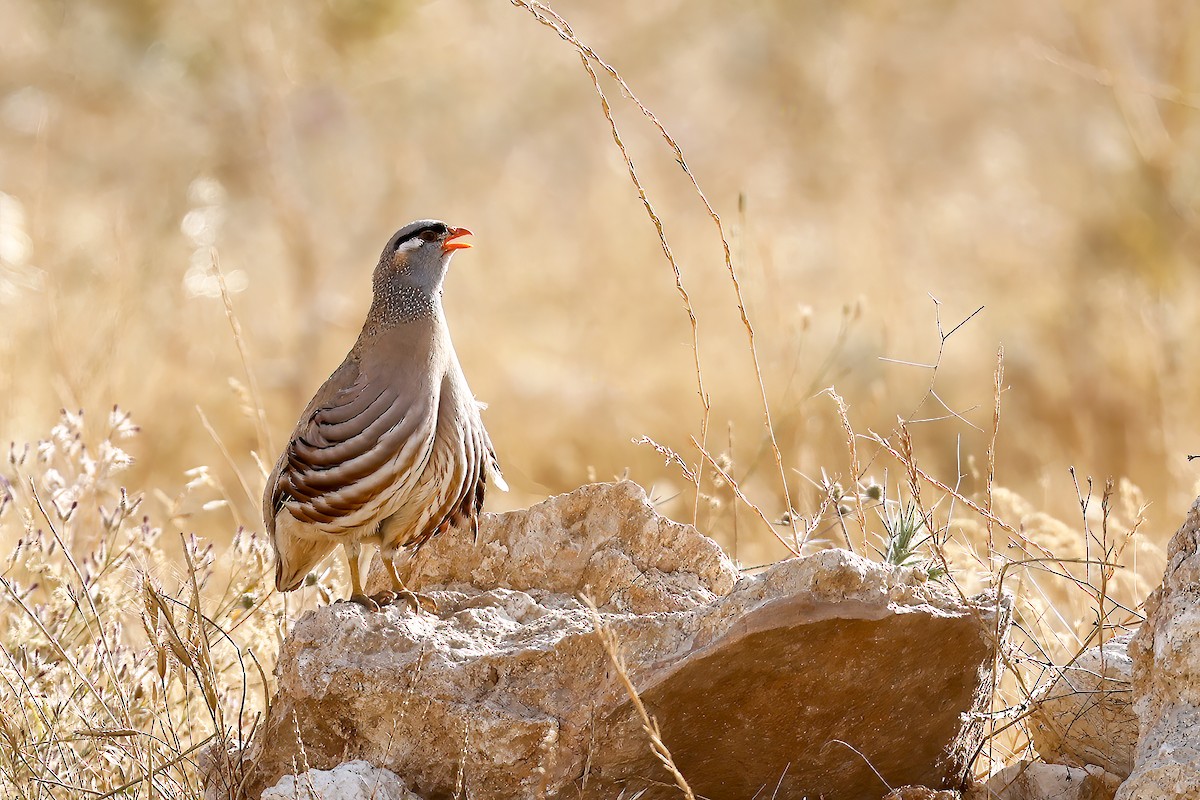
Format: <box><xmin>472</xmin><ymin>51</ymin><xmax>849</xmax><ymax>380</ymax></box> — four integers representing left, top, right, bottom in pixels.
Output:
<box><xmin>430</xmin><ymin>387</ymin><xmax>493</xmax><ymax>541</ymax></box>
<box><xmin>267</xmin><ymin>356</ymin><xmax>438</xmax><ymax>534</ymax></box>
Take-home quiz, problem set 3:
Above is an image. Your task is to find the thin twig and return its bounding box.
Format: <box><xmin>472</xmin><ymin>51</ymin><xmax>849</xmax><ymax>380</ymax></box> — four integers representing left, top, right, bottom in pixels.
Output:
<box><xmin>692</xmin><ymin>437</ymin><xmax>799</xmax><ymax>556</ymax></box>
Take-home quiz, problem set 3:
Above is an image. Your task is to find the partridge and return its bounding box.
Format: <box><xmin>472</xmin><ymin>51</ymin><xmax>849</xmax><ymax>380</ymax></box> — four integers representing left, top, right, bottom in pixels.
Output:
<box><xmin>264</xmin><ymin>220</ymin><xmax>506</xmax><ymax>611</ymax></box>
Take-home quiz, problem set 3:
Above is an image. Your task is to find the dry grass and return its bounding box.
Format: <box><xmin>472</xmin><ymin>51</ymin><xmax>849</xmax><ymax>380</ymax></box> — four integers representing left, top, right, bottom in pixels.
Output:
<box><xmin>0</xmin><ymin>0</ymin><xmax>1195</xmax><ymax>795</ymax></box>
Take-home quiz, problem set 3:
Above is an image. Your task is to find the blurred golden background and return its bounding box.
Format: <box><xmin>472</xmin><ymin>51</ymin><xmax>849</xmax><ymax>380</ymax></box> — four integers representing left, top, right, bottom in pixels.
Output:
<box><xmin>2</xmin><ymin>0</ymin><xmax>1199</xmax><ymax>568</ymax></box>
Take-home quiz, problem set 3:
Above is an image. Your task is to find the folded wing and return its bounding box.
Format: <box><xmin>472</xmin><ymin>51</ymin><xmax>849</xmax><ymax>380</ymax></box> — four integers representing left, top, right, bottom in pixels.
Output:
<box><xmin>265</xmin><ymin>358</ymin><xmax>438</xmax><ymax>536</ymax></box>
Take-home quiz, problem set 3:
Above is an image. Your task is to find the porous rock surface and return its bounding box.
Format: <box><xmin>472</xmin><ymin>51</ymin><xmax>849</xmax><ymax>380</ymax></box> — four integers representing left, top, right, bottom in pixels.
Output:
<box><xmin>213</xmin><ymin>481</ymin><xmax>1010</xmax><ymax>800</ymax></box>
<box><xmin>984</xmin><ymin>761</ymin><xmax>1122</xmax><ymax>800</ymax></box>
<box><xmin>883</xmin><ymin>786</ymin><xmax>962</xmax><ymax>799</ymax></box>
<box><xmin>364</xmin><ymin>478</ymin><xmax>737</xmax><ymax>612</ymax></box>
<box><xmin>261</xmin><ymin>761</ymin><xmax>419</xmax><ymax>800</ymax></box>
<box><xmin>1029</xmin><ymin>633</ymin><xmax>1136</xmax><ymax>777</ymax></box>
<box><xmin>1115</xmin><ymin>497</ymin><xmax>1200</xmax><ymax>799</ymax></box>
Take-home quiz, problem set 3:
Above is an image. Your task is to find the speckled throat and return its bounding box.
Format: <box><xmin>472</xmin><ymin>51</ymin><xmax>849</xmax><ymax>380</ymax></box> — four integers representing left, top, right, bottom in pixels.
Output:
<box><xmin>364</xmin><ymin>269</ymin><xmax>442</xmax><ymax>330</ymax></box>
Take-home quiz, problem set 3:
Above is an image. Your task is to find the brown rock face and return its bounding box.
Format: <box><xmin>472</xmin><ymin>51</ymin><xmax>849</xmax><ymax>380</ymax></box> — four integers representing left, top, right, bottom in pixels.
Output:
<box><xmin>1115</xmin><ymin>497</ymin><xmax>1200</xmax><ymax>800</ymax></box>
<box><xmin>212</xmin><ymin>482</ymin><xmax>1010</xmax><ymax>800</ymax></box>
<box><xmin>593</xmin><ymin>589</ymin><xmax>1004</xmax><ymax>798</ymax></box>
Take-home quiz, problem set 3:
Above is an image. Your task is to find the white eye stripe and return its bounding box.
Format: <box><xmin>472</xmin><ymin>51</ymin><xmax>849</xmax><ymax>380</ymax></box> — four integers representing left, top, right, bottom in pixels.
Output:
<box><xmin>397</xmin><ymin>237</ymin><xmax>425</xmax><ymax>253</ymax></box>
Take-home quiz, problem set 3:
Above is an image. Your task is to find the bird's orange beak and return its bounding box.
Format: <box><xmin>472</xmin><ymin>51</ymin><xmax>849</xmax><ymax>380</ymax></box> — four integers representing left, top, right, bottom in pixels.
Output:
<box><xmin>442</xmin><ymin>227</ymin><xmax>473</xmax><ymax>252</ymax></box>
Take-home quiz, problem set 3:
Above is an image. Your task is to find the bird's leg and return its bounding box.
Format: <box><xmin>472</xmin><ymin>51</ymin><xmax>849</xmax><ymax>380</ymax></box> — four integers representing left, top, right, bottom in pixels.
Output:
<box><xmin>344</xmin><ymin>541</ymin><xmax>380</xmax><ymax>612</ymax></box>
<box><xmin>378</xmin><ymin>551</ymin><xmax>437</xmax><ymax>613</ymax></box>
<box><xmin>368</xmin><ymin>547</ymin><xmax>398</xmax><ymax>608</ymax></box>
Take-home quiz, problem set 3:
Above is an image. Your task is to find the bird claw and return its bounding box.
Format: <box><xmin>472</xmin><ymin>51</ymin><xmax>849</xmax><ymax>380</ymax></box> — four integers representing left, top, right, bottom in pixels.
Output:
<box><xmin>394</xmin><ymin>590</ymin><xmax>438</xmax><ymax>614</ymax></box>
<box><xmin>369</xmin><ymin>590</ymin><xmax>398</xmax><ymax>607</ymax></box>
<box><xmin>347</xmin><ymin>593</ymin><xmax>382</xmax><ymax>613</ymax></box>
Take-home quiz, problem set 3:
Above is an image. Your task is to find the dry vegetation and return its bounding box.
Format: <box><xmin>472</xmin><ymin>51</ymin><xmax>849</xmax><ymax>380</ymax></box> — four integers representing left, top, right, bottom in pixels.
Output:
<box><xmin>1</xmin><ymin>0</ymin><xmax>1198</xmax><ymax>796</ymax></box>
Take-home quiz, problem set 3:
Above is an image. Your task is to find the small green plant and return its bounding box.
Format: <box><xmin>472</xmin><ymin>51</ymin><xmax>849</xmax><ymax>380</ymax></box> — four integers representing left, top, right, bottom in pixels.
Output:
<box><xmin>876</xmin><ymin>502</ymin><xmax>947</xmax><ymax>581</ymax></box>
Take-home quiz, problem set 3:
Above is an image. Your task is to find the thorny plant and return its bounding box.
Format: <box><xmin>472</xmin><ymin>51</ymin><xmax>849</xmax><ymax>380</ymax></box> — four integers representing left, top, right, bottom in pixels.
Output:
<box><xmin>875</xmin><ymin>501</ymin><xmax>948</xmax><ymax>582</ymax></box>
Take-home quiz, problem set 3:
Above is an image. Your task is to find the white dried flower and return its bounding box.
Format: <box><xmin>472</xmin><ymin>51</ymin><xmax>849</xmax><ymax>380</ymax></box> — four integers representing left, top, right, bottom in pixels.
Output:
<box><xmin>108</xmin><ymin>407</ymin><xmax>140</xmax><ymax>439</ymax></box>
<box><xmin>42</xmin><ymin>468</ymin><xmax>66</xmax><ymax>492</ymax></box>
<box><xmin>98</xmin><ymin>441</ymin><xmax>133</xmax><ymax>472</ymax></box>
<box><xmin>184</xmin><ymin>466</ymin><xmax>211</xmax><ymax>491</ymax></box>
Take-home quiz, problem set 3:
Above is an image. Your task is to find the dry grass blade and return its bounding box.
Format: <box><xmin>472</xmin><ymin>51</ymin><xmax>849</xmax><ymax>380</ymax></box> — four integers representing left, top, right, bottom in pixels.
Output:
<box><xmin>870</xmin><ymin>430</ymin><xmax>1048</xmax><ymax>557</ymax></box>
<box><xmin>196</xmin><ymin>406</ymin><xmax>255</xmax><ymax>524</ymax></box>
<box><xmin>633</xmin><ymin>436</ymin><xmax>697</xmax><ymax>484</ymax></box>
<box><xmin>511</xmin><ymin>0</ymin><xmax>710</xmax><ymax>522</ymax></box>
<box><xmin>91</xmin><ymin>735</ymin><xmax>217</xmax><ymax>800</ymax></box>
<box><xmin>985</xmin><ymin>346</ymin><xmax>1004</xmax><ymax>554</ymax></box>
<box><xmin>209</xmin><ymin>248</ymin><xmax>272</xmax><ymax>459</ymax></box>
<box><xmin>509</xmin><ymin>0</ymin><xmax>799</xmax><ymax>543</ymax></box>
<box><xmin>581</xmin><ymin>594</ymin><xmax>696</xmax><ymax>800</ymax></box>
<box><xmin>76</xmin><ymin>727</ymin><xmax>139</xmax><ymax>738</ymax></box>
<box><xmin>823</xmin><ymin>739</ymin><xmax>891</xmax><ymax>795</ymax></box>
<box><xmin>0</xmin><ymin>573</ymin><xmax>118</xmax><ymax>726</ymax></box>
<box><xmin>824</xmin><ymin>388</ymin><xmax>868</xmax><ymax>547</ymax></box>
<box><xmin>28</xmin><ymin>480</ymin><xmax>133</xmax><ymax>720</ymax></box>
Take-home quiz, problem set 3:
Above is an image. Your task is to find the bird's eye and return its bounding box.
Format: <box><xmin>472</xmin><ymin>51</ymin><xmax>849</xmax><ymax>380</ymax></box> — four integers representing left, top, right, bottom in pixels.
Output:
<box><xmin>418</xmin><ymin>229</ymin><xmax>439</xmax><ymax>243</ymax></box>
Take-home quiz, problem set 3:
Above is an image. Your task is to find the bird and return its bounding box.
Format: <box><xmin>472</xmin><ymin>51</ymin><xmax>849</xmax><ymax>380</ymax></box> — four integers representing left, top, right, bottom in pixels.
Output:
<box><xmin>264</xmin><ymin>219</ymin><xmax>506</xmax><ymax>612</ymax></box>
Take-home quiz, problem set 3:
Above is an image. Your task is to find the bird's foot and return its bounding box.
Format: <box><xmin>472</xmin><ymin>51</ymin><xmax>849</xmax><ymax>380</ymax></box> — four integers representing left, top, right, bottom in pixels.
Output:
<box><xmin>346</xmin><ymin>593</ymin><xmax>382</xmax><ymax>612</ymax></box>
<box><xmin>369</xmin><ymin>590</ymin><xmax>397</xmax><ymax>607</ymax></box>
<box><xmin>394</xmin><ymin>590</ymin><xmax>437</xmax><ymax>614</ymax></box>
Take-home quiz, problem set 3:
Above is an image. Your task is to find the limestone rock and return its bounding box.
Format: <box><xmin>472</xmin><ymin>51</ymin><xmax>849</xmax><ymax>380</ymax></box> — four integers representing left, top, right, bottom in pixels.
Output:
<box><xmin>261</xmin><ymin>761</ymin><xmax>420</xmax><ymax>800</ymax></box>
<box><xmin>1029</xmin><ymin>633</ymin><xmax>1136</xmax><ymax>777</ymax></box>
<box><xmin>985</xmin><ymin>761</ymin><xmax>1122</xmax><ymax>800</ymax></box>
<box><xmin>883</xmin><ymin>787</ymin><xmax>961</xmax><ymax>799</ymax></box>
<box><xmin>217</xmin><ymin>482</ymin><xmax>1010</xmax><ymax>800</ymax></box>
<box><xmin>1116</xmin><ymin>497</ymin><xmax>1200</xmax><ymax>800</ymax></box>
<box><xmin>366</xmin><ymin>479</ymin><xmax>738</xmax><ymax>612</ymax></box>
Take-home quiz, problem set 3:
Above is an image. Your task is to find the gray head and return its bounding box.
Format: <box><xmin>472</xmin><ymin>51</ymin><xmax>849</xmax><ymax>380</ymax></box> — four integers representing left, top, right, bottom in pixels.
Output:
<box><xmin>376</xmin><ymin>219</ymin><xmax>472</xmax><ymax>295</ymax></box>
<box><xmin>366</xmin><ymin>219</ymin><xmax>473</xmax><ymax>326</ymax></box>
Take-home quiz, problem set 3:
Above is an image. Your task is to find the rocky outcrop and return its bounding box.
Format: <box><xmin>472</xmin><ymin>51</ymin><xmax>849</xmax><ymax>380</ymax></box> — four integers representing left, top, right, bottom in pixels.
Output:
<box><xmin>1116</xmin><ymin>497</ymin><xmax>1200</xmax><ymax>799</ymax></box>
<box><xmin>211</xmin><ymin>482</ymin><xmax>1011</xmax><ymax>800</ymax></box>
<box><xmin>984</xmin><ymin>761</ymin><xmax>1122</xmax><ymax>800</ymax></box>
<box><xmin>364</xmin><ymin>479</ymin><xmax>737</xmax><ymax>612</ymax></box>
<box><xmin>1029</xmin><ymin>633</ymin><xmax>1136</xmax><ymax>778</ymax></box>
<box><xmin>261</xmin><ymin>761</ymin><xmax>419</xmax><ymax>800</ymax></box>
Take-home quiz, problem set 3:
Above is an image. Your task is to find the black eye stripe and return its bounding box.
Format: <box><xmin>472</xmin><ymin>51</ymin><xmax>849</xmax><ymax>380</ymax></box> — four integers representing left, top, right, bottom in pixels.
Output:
<box><xmin>393</xmin><ymin>223</ymin><xmax>447</xmax><ymax>250</ymax></box>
